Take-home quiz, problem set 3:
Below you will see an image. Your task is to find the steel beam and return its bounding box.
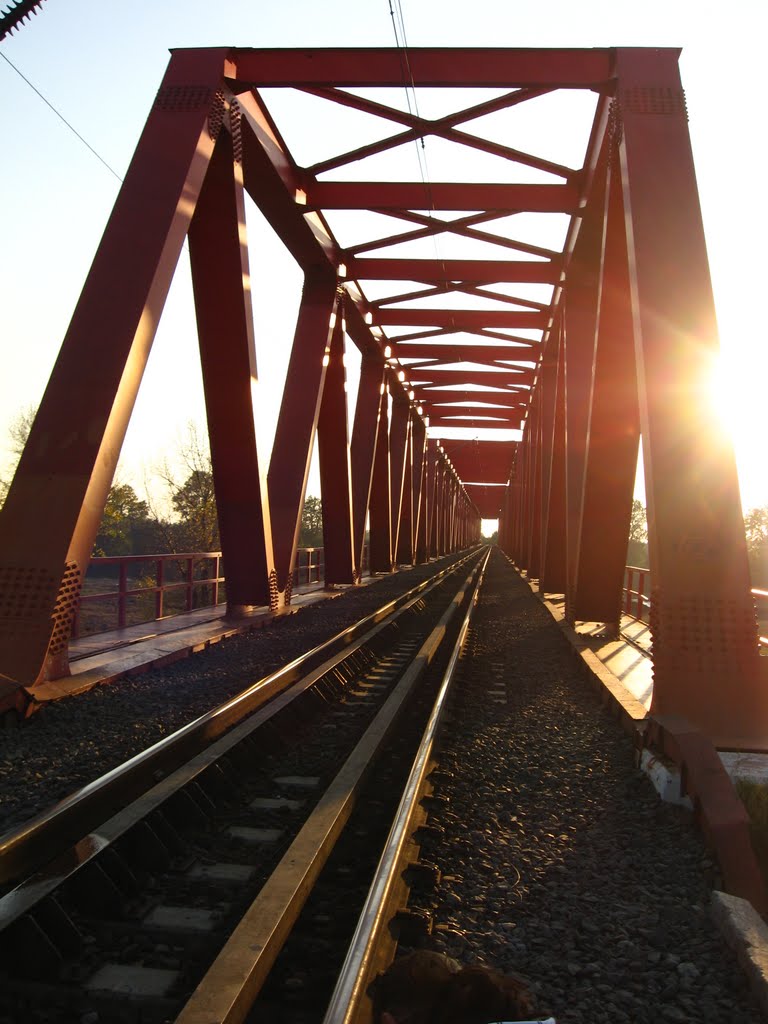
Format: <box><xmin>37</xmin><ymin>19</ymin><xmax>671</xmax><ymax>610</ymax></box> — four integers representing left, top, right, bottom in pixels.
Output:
<box><xmin>616</xmin><ymin>47</ymin><xmax>767</xmax><ymax>745</ymax></box>
<box><xmin>308</xmin><ymin>182</ymin><xmax>580</xmax><ymax>212</ymax></box>
<box><xmin>0</xmin><ymin>48</ymin><xmax>229</xmax><ymax>693</ymax></box>
<box><xmin>350</xmin><ymin>354</ymin><xmax>386</xmax><ymax>579</ymax></box>
<box><xmin>378</xmin><ymin>310</ymin><xmax>546</xmax><ymax>331</ymax></box>
<box><xmin>540</xmin><ymin>326</ymin><xmax>568</xmax><ymax>593</ymax></box>
<box><xmin>352</xmin><ymin>259</ymin><xmax>557</xmax><ymax>285</ymax></box>
<box><xmin>368</xmin><ymin>388</ymin><xmax>393</xmax><ymax>572</ymax></box>
<box><xmin>411</xmin><ymin>416</ymin><xmax>428</xmax><ymax>563</ymax></box>
<box><xmin>562</xmin><ymin>146</ymin><xmax>609</xmax><ymax>622</ymax></box>
<box><xmin>317</xmin><ymin>306</ymin><xmax>356</xmax><ymax>585</ymax></box>
<box><xmin>388</xmin><ymin>396</ymin><xmax>411</xmax><ymax>565</ymax></box>
<box><xmin>569</xmin><ymin>158</ymin><xmax>640</xmax><ymax>624</ymax></box>
<box><xmin>188</xmin><ymin>125</ymin><xmax>275</xmax><ymax>612</ymax></box>
<box><xmin>267</xmin><ymin>271</ymin><xmax>339</xmax><ymax>598</ymax></box>
<box><xmin>396</xmin><ymin>343</ymin><xmax>540</xmax><ymax>363</ymax></box>
<box><xmin>229</xmin><ymin>47</ymin><xmax>613</xmax><ymax>88</ymax></box>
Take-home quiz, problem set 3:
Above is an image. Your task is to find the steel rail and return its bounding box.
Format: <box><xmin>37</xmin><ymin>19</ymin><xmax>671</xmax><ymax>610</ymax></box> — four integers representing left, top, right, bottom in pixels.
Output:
<box><xmin>321</xmin><ymin>548</ymin><xmax>490</xmax><ymax>1024</ymax></box>
<box><xmin>0</xmin><ymin>550</ymin><xmax>480</xmax><ymax>889</ymax></box>
<box><xmin>173</xmin><ymin>553</ymin><xmax>487</xmax><ymax>1024</ymax></box>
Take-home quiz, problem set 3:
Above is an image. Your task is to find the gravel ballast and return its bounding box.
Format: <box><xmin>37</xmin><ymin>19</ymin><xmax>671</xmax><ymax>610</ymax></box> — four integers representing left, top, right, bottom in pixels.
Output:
<box><xmin>407</xmin><ymin>550</ymin><xmax>764</xmax><ymax>1022</ymax></box>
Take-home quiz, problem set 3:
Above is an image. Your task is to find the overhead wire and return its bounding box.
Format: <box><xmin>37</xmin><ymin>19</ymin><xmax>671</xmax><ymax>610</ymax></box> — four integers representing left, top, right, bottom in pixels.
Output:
<box><xmin>386</xmin><ymin>0</ymin><xmax>454</xmax><ymax>349</ymax></box>
<box><xmin>1</xmin><ymin>51</ymin><xmax>123</xmax><ymax>182</ymax></box>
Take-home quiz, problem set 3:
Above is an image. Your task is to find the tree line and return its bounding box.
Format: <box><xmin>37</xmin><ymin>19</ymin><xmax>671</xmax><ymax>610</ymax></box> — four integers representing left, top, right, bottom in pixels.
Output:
<box><xmin>0</xmin><ymin>409</ymin><xmax>323</xmax><ymax>559</ymax></box>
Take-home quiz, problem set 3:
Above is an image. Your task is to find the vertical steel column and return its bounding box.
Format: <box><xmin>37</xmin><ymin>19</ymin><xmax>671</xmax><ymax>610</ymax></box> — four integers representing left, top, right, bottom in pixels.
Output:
<box><xmin>537</xmin><ymin>324</ymin><xmax>559</xmax><ymax>590</ymax></box>
<box><xmin>616</xmin><ymin>48</ymin><xmax>767</xmax><ymax>745</ymax></box>
<box><xmin>525</xmin><ymin>392</ymin><xmax>543</xmax><ymax>577</ymax></box>
<box><xmin>267</xmin><ymin>270</ymin><xmax>339</xmax><ymax>602</ymax></box>
<box><xmin>188</xmin><ymin>126</ymin><xmax>275</xmax><ymax>612</ymax></box>
<box><xmin>563</xmin><ymin>150</ymin><xmax>609</xmax><ymax>622</ymax></box>
<box><xmin>424</xmin><ymin>439</ymin><xmax>438</xmax><ymax>559</ymax></box>
<box><xmin>368</xmin><ymin>381</ymin><xmax>392</xmax><ymax>572</ymax></box>
<box><xmin>411</xmin><ymin>415</ymin><xmax>428</xmax><ymax>563</ymax></box>
<box><xmin>0</xmin><ymin>48</ymin><xmax>228</xmax><ymax>692</ymax></box>
<box><xmin>433</xmin><ymin>458</ymin><xmax>444</xmax><ymax>556</ymax></box>
<box><xmin>569</xmin><ymin>156</ymin><xmax>640</xmax><ymax>625</ymax></box>
<box><xmin>317</xmin><ymin>304</ymin><xmax>355</xmax><ymax>585</ymax></box>
<box><xmin>396</xmin><ymin>411</ymin><xmax>414</xmax><ymax>564</ymax></box>
<box><xmin>540</xmin><ymin>326</ymin><xmax>568</xmax><ymax>593</ymax></box>
<box><xmin>388</xmin><ymin>395</ymin><xmax>410</xmax><ymax>565</ymax></box>
<box><xmin>350</xmin><ymin>354</ymin><xmax>385</xmax><ymax>579</ymax></box>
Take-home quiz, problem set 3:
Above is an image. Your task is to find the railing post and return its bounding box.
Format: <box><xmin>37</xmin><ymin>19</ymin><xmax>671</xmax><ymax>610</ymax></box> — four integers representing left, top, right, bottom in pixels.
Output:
<box><xmin>156</xmin><ymin>558</ymin><xmax>164</xmax><ymax>619</ymax></box>
<box><xmin>636</xmin><ymin>570</ymin><xmax>645</xmax><ymax>621</ymax></box>
<box><xmin>212</xmin><ymin>555</ymin><xmax>220</xmax><ymax>607</ymax></box>
<box><xmin>118</xmin><ymin>561</ymin><xmax>128</xmax><ymax>630</ymax></box>
<box><xmin>186</xmin><ymin>557</ymin><xmax>194</xmax><ymax>612</ymax></box>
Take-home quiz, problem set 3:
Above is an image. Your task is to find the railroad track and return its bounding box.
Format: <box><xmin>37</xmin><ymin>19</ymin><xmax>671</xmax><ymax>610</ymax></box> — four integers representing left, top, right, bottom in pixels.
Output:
<box><xmin>0</xmin><ymin>548</ymin><xmax>489</xmax><ymax>1024</ymax></box>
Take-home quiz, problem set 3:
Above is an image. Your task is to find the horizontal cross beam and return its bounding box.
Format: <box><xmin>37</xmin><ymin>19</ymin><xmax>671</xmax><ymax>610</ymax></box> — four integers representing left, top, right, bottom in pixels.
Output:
<box><xmin>377</xmin><ymin>309</ymin><xmax>546</xmax><ymax>329</ymax></box>
<box><xmin>229</xmin><ymin>48</ymin><xmax>614</xmax><ymax>87</ymax></box>
<box><xmin>309</xmin><ymin>182</ymin><xmax>581</xmax><ymax>212</ymax></box>
<box><xmin>349</xmin><ymin>258</ymin><xmax>558</xmax><ymax>284</ymax></box>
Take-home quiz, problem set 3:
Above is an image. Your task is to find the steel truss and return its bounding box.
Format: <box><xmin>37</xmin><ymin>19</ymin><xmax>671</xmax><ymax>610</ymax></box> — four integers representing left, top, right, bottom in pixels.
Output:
<box><xmin>0</xmin><ymin>46</ymin><xmax>764</xmax><ymax>745</ymax></box>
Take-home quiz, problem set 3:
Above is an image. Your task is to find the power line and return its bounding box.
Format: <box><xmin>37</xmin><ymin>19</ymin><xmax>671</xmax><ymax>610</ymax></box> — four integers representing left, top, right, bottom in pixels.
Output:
<box><xmin>1</xmin><ymin>51</ymin><xmax>123</xmax><ymax>182</ymax></box>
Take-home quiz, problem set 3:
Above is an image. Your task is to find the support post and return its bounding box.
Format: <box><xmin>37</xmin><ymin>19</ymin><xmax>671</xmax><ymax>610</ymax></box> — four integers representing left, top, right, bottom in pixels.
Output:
<box><xmin>412</xmin><ymin>415</ymin><xmax>428</xmax><ymax>563</ymax></box>
<box><xmin>267</xmin><ymin>270</ymin><xmax>339</xmax><ymax>603</ymax></box>
<box><xmin>562</xmin><ymin>147</ymin><xmax>609</xmax><ymax>622</ymax></box>
<box><xmin>317</xmin><ymin>304</ymin><xmax>356</xmax><ymax>585</ymax></box>
<box><xmin>368</xmin><ymin>382</ymin><xmax>392</xmax><ymax>572</ymax></box>
<box><xmin>569</xmin><ymin>155</ymin><xmax>640</xmax><ymax>624</ymax></box>
<box><xmin>188</xmin><ymin>125</ymin><xmax>275</xmax><ymax>612</ymax></box>
<box><xmin>616</xmin><ymin>47</ymin><xmax>767</xmax><ymax>745</ymax></box>
<box><xmin>389</xmin><ymin>395</ymin><xmax>410</xmax><ymax>565</ymax></box>
<box><xmin>350</xmin><ymin>354</ymin><xmax>386</xmax><ymax>579</ymax></box>
<box><xmin>0</xmin><ymin>48</ymin><xmax>229</xmax><ymax>693</ymax></box>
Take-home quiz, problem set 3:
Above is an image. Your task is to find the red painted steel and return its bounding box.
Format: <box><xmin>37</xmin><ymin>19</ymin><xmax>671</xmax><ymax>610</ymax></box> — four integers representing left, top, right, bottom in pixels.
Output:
<box><xmin>388</xmin><ymin>395</ymin><xmax>411</xmax><ymax>566</ymax></box>
<box><xmin>188</xmin><ymin>128</ymin><xmax>275</xmax><ymax>612</ymax></box>
<box><xmin>350</xmin><ymin>354</ymin><xmax>386</xmax><ymax>579</ymax></box>
<box><xmin>613</xmin><ymin>48</ymin><xmax>767</xmax><ymax>745</ymax></box>
<box><xmin>229</xmin><ymin>47</ymin><xmax>613</xmax><ymax>88</ymax></box>
<box><xmin>267</xmin><ymin>271</ymin><xmax>339</xmax><ymax>598</ymax></box>
<box><xmin>317</xmin><ymin>304</ymin><xmax>356</xmax><ymax>585</ymax></box>
<box><xmin>0</xmin><ymin>47</ymin><xmax>229</xmax><ymax>691</ymax></box>
<box><xmin>368</xmin><ymin>387</ymin><xmax>393</xmax><ymax>573</ymax></box>
<box><xmin>353</xmin><ymin>259</ymin><xmax>558</xmax><ymax>285</ymax></box>
<box><xmin>309</xmin><ymin>182</ymin><xmax>580</xmax><ymax>212</ymax></box>
<box><xmin>1</xmin><ymin>43</ymin><xmax>759</xmax><ymax>747</ymax></box>
<box><xmin>561</xmin><ymin>144</ymin><xmax>609</xmax><ymax>621</ymax></box>
<box><xmin>570</xmin><ymin>159</ymin><xmax>640</xmax><ymax>624</ymax></box>
<box><xmin>71</xmin><ymin>553</ymin><xmax>225</xmax><ymax>639</ymax></box>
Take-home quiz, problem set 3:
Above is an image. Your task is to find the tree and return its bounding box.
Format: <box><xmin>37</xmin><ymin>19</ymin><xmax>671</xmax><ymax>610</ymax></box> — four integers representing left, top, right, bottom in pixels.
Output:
<box><xmin>745</xmin><ymin>506</ymin><xmax>768</xmax><ymax>587</ymax></box>
<box><xmin>627</xmin><ymin>499</ymin><xmax>649</xmax><ymax>568</ymax></box>
<box><xmin>150</xmin><ymin>423</ymin><xmax>220</xmax><ymax>553</ymax></box>
<box><xmin>299</xmin><ymin>495</ymin><xmax>324</xmax><ymax>548</ymax></box>
<box><xmin>1</xmin><ymin>404</ymin><xmax>36</xmax><ymax>506</ymax></box>
<box><xmin>93</xmin><ymin>483</ymin><xmax>158</xmax><ymax>557</ymax></box>
<box><xmin>1</xmin><ymin>404</ymin><xmax>160</xmax><ymax>556</ymax></box>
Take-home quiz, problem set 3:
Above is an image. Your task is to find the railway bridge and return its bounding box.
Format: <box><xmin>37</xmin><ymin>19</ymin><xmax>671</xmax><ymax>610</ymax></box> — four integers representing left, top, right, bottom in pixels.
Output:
<box><xmin>1</xmin><ymin>40</ymin><xmax>768</xmax><ymax>1022</ymax></box>
<box><xmin>0</xmin><ymin>48</ymin><xmax>765</xmax><ymax>746</ymax></box>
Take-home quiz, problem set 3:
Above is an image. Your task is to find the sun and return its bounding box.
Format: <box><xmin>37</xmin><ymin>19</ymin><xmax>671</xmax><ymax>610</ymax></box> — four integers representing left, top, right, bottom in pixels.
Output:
<box><xmin>707</xmin><ymin>338</ymin><xmax>768</xmax><ymax>512</ymax></box>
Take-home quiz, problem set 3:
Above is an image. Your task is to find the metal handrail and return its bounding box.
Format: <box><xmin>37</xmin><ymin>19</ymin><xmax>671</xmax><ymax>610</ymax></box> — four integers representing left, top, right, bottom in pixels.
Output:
<box><xmin>72</xmin><ymin>545</ymin><xmax>372</xmax><ymax>639</ymax></box>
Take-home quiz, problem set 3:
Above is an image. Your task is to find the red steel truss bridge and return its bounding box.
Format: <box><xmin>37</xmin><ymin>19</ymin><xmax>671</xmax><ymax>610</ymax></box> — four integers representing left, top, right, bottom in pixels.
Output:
<box><xmin>0</xmin><ymin>46</ymin><xmax>765</xmax><ymax>749</ymax></box>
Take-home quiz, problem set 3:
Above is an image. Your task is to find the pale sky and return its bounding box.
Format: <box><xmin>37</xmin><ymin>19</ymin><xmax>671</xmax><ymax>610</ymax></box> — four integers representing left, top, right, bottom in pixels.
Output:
<box><xmin>1</xmin><ymin>0</ymin><xmax>766</xmax><ymax>514</ymax></box>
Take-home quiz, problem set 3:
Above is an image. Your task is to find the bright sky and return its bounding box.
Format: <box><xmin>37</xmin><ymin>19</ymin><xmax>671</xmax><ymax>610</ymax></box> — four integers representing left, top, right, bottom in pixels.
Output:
<box><xmin>1</xmin><ymin>0</ymin><xmax>766</xmax><ymax>515</ymax></box>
